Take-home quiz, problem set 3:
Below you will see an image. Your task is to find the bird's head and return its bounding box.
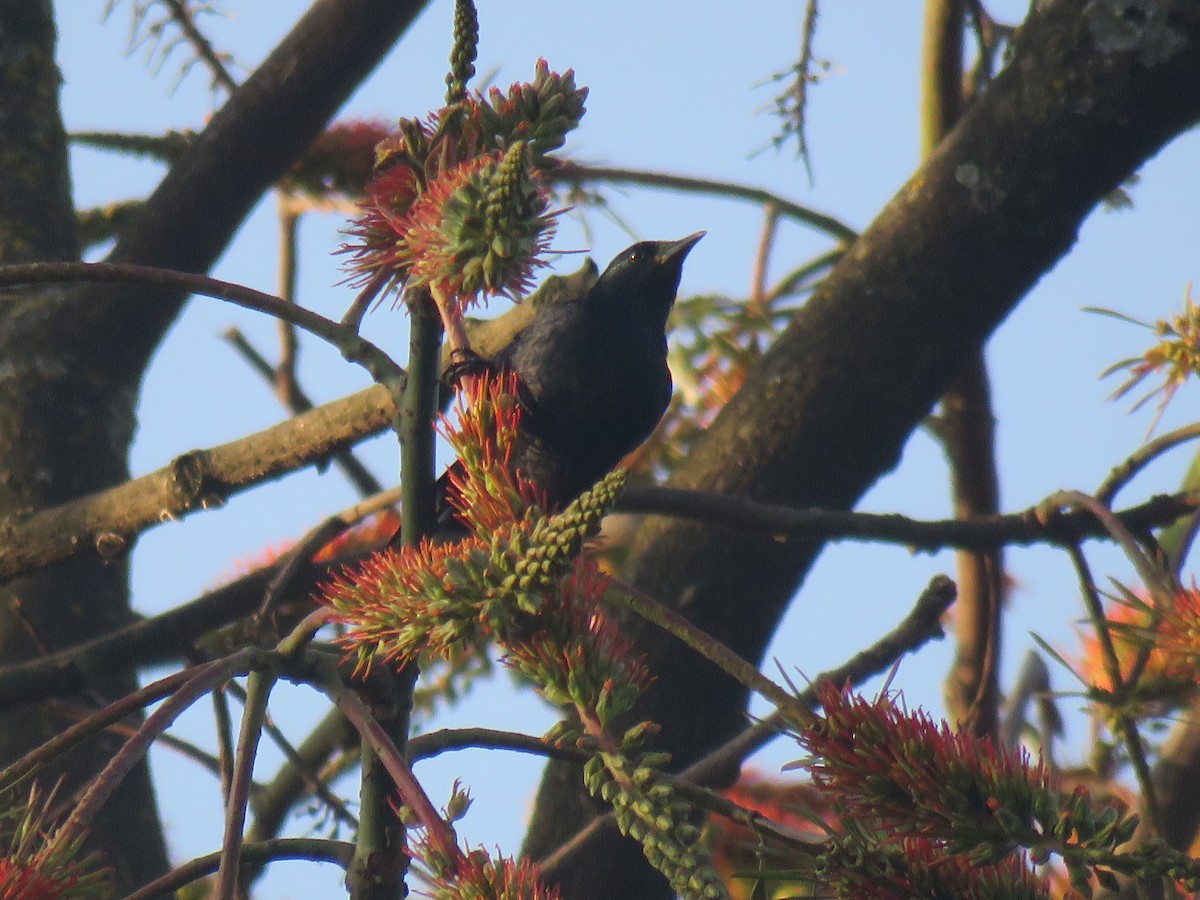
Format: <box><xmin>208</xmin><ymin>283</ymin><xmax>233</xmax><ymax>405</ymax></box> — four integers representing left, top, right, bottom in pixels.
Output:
<box><xmin>591</xmin><ymin>231</ymin><xmax>705</xmax><ymax>325</ymax></box>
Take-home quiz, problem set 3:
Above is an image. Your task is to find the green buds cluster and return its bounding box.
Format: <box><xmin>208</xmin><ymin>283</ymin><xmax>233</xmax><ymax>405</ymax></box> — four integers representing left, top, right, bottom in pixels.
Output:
<box><xmin>327</xmin><ymin>472</ymin><xmax>626</xmax><ymax>672</ymax></box>
<box><xmin>405</xmin><ymin>146</ymin><xmax>555</xmax><ymax>305</ymax></box>
<box><xmin>445</xmin><ymin>0</ymin><xmax>479</xmax><ymax>105</ymax></box>
<box><xmin>482</xmin><ymin>143</ymin><xmax>542</xmax><ymax>273</ymax></box>
<box><xmin>343</xmin><ymin>52</ymin><xmax>585</xmax><ymax>307</ymax></box>
<box><xmin>493</xmin><ymin>470</ymin><xmax>626</xmax><ymax>612</ymax></box>
<box><xmin>478</xmin><ymin>59</ymin><xmax>588</xmax><ymax>168</ymax></box>
<box><xmin>584</xmin><ymin>753</ymin><xmax>729</xmax><ymax>900</ymax></box>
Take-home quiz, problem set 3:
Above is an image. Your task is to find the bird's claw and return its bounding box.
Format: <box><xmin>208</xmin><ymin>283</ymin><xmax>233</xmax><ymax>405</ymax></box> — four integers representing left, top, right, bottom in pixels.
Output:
<box><xmin>443</xmin><ymin>348</ymin><xmax>495</xmax><ymax>388</ymax></box>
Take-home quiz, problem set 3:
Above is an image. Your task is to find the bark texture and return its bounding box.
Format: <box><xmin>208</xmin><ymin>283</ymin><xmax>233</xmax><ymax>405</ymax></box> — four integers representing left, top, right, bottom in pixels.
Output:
<box><xmin>522</xmin><ymin>3</ymin><xmax>1200</xmax><ymax>895</ymax></box>
<box><xmin>0</xmin><ymin>0</ymin><xmax>429</xmax><ymax>888</ymax></box>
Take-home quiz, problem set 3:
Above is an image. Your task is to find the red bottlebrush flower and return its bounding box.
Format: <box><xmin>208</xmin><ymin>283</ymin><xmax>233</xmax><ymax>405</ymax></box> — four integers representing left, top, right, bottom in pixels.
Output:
<box><xmin>801</xmin><ymin>682</ymin><xmax>1054</xmax><ymax>852</ymax></box>
<box><xmin>1150</xmin><ymin>583</ymin><xmax>1200</xmax><ymax>674</ymax></box>
<box><xmin>1075</xmin><ymin>585</ymin><xmax>1200</xmax><ymax>720</ymax></box>
<box><xmin>440</xmin><ymin>369</ymin><xmax>547</xmax><ymax>536</ymax></box>
<box><xmin>416</xmin><ymin>843</ymin><xmax>560</xmax><ymax>900</ymax></box>
<box><xmin>449</xmin><ymin>853</ymin><xmax>561</xmax><ymax>900</ymax></box>
<box><xmin>320</xmin><ymin>469</ymin><xmax>623</xmax><ymax>678</ymax></box>
<box><xmin>0</xmin><ymin>859</ymin><xmax>79</xmax><ymax>900</ymax></box>
<box><xmin>798</xmin><ymin>684</ymin><xmax>1142</xmax><ymax>890</ymax></box>
<box><xmin>321</xmin><ymin>536</ymin><xmax>494</xmax><ymax>675</ymax></box>
<box><xmin>341</xmin><ymin>162</ymin><xmax>424</xmax><ymax>297</ymax></box>
<box><xmin>500</xmin><ymin>560</ymin><xmax>650</xmax><ymax>725</ymax></box>
<box><xmin>341</xmin><ymin>145</ymin><xmax>557</xmax><ymax>310</ymax></box>
<box><xmin>405</xmin><ymin>145</ymin><xmax>557</xmax><ymax>309</ymax></box>
<box><xmin>827</xmin><ymin>837</ymin><xmax>1053</xmax><ymax>900</ymax></box>
<box><xmin>283</xmin><ymin>118</ymin><xmax>396</xmax><ymax>201</ymax></box>
<box><xmin>0</xmin><ymin>785</ymin><xmax>110</xmax><ymax>900</ymax></box>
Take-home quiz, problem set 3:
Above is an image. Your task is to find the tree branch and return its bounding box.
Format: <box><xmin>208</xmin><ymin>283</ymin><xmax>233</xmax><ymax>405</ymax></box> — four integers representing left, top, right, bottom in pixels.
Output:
<box><xmin>0</xmin><ymin>382</ymin><xmax>392</xmax><ymax>579</ymax></box>
<box><xmin>90</xmin><ymin>0</ymin><xmax>432</xmax><ymax>375</ymax></box>
<box><xmin>617</xmin><ymin>485</ymin><xmax>1200</xmax><ymax>549</ymax></box>
<box><xmin>526</xmin><ymin>3</ymin><xmax>1200</xmax><ymax>894</ymax></box>
<box><xmin>554</xmin><ymin>162</ymin><xmax>858</xmax><ymax>244</ymax></box>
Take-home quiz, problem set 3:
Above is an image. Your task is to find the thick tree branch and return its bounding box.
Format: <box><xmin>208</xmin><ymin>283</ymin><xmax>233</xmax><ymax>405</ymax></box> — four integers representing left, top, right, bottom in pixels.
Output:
<box><xmin>4</xmin><ymin>384</ymin><xmax>1195</xmax><ymax>601</ymax></box>
<box><xmin>0</xmin><ymin>2</ymin><xmax>429</xmax><ymax>889</ymax></box>
<box><xmin>526</xmin><ymin>4</ymin><xmax>1200</xmax><ymax>895</ymax></box>
<box><xmin>920</xmin><ymin>0</ymin><xmax>1004</xmax><ymax>738</ymax></box>
<box><xmin>89</xmin><ymin>0</ymin><xmax>431</xmax><ymax>376</ymax></box>
<box><xmin>0</xmin><ymin>383</ymin><xmax>393</xmax><ymax>580</ymax></box>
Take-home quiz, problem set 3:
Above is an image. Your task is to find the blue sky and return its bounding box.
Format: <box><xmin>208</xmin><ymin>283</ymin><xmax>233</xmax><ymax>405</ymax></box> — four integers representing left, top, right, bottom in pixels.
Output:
<box><xmin>53</xmin><ymin>1</ymin><xmax>1200</xmax><ymax>896</ymax></box>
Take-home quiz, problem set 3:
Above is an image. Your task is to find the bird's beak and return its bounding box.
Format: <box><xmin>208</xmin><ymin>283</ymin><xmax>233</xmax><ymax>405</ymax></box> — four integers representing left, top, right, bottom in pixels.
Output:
<box><xmin>656</xmin><ymin>231</ymin><xmax>706</xmax><ymax>266</ymax></box>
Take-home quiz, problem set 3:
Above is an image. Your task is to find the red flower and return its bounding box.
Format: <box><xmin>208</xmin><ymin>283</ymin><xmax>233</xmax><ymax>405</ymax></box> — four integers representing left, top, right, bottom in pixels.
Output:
<box><xmin>440</xmin><ymin>369</ymin><xmax>547</xmax><ymax>536</ymax></box>
<box><xmin>404</xmin><ymin>147</ymin><xmax>557</xmax><ymax>308</ymax></box>
<box><xmin>341</xmin><ymin>163</ymin><xmax>423</xmax><ymax>297</ymax></box>
<box><xmin>284</xmin><ymin>119</ymin><xmax>395</xmax><ymax>201</ymax></box>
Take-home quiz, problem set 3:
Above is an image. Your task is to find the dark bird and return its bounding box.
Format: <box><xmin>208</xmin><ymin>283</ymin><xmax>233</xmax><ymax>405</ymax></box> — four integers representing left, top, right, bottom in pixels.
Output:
<box><xmin>490</xmin><ymin>231</ymin><xmax>705</xmax><ymax>508</ymax></box>
<box><xmin>409</xmin><ymin>232</ymin><xmax>704</xmax><ymax>544</ymax></box>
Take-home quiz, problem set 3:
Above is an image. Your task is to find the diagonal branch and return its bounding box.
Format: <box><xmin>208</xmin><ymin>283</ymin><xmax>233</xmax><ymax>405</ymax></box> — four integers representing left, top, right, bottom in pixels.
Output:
<box><xmin>82</xmin><ymin>0</ymin><xmax>432</xmax><ymax>374</ymax></box>
<box><xmin>0</xmin><ymin>382</ymin><xmax>392</xmax><ymax>581</ymax></box>
<box><xmin>525</xmin><ymin>3</ymin><xmax>1200</xmax><ymax>894</ymax></box>
<box><xmin>554</xmin><ymin>162</ymin><xmax>858</xmax><ymax>244</ymax></box>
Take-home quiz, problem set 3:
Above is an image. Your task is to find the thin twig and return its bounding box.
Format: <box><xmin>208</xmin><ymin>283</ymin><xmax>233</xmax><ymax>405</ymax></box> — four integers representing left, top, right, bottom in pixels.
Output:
<box><xmin>0</xmin><ymin>665</ymin><xmax>203</xmax><ymax>790</ymax></box>
<box><xmin>218</xmin><ymin>680</ymin><xmax>359</xmax><ymax>835</ymax></box>
<box><xmin>341</xmin><ymin>271</ymin><xmax>388</xmax><ymax>332</ymax></box>
<box><xmin>214</xmin><ymin>613</ymin><xmax>332</xmax><ymax>898</ymax></box>
<box><xmin>213</xmin><ymin>684</ymin><xmax>237</xmax><ymax>802</ymax></box>
<box><xmin>275</xmin><ymin>205</ymin><xmax>303</xmax><ymax>410</ymax></box>
<box><xmin>215</xmin><ymin>665</ymin><xmax>276</xmax><ymax>899</ymax></box>
<box><xmin>793</xmin><ymin>0</ymin><xmax>821</xmax><ymax>182</ymax></box>
<box><xmin>221</xmin><ymin>326</ymin><xmax>385</xmax><ymax>497</ymax></box>
<box><xmin>1069</xmin><ymin>545</ymin><xmax>1127</xmax><ymax>704</ymax></box>
<box><xmin>616</xmin><ymin>484</ymin><xmax>1200</xmax><ymax>551</ymax></box>
<box><xmin>607</xmin><ymin>578</ymin><xmax>810</xmax><ymax>724</ymax></box>
<box><xmin>408</xmin><ymin>727</ymin><xmax>582</xmax><ymax>763</ymax></box>
<box><xmin>1049</xmin><ymin>491</ymin><xmax>1175</xmax><ymax>605</ymax></box>
<box><xmin>47</xmin><ymin>650</ymin><xmax>265</xmax><ymax>856</ymax></box>
<box><xmin>429</xmin><ymin>282</ymin><xmax>472</xmax><ymax>358</ymax></box>
<box><xmin>244</xmin><ymin>708</ymin><xmax>361</xmax><ymax>869</ymax></box>
<box><xmin>1068</xmin><ymin>533</ymin><xmax>1164</xmax><ymax>835</ymax></box>
<box><xmin>162</xmin><ymin>0</ymin><xmax>240</xmax><ymax>93</ymax></box>
<box><xmin>749</xmin><ymin>204</ymin><xmax>779</xmax><ymax>309</ymax></box>
<box><xmin>1096</xmin><ymin>422</ymin><xmax>1200</xmax><ymax>506</ymax></box>
<box><xmin>0</xmin><ymin>261</ymin><xmax>405</xmax><ymax>391</ymax></box>
<box><xmin>126</xmin><ymin>838</ymin><xmax>354</xmax><ymax>900</ymax></box>
<box><xmin>253</xmin><ymin>486</ymin><xmax>402</xmax><ymax>630</ymax></box>
<box><xmin>554</xmin><ymin>162</ymin><xmax>858</xmax><ymax>244</ymax></box>
<box><xmin>323</xmin><ymin>677</ymin><xmax>462</xmax><ymax>865</ymax></box>
<box><xmin>48</xmin><ymin>702</ymin><xmax>232</xmax><ymax>780</ymax></box>
<box><xmin>762</xmin><ymin>245</ymin><xmax>843</xmax><ymax>304</ymax></box>
<box><xmin>687</xmin><ymin>574</ymin><xmax>955</xmax><ymax>782</ymax></box>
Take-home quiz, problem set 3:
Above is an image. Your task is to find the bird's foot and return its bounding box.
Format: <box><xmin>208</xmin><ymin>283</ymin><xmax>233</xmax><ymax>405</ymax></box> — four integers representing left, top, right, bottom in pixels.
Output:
<box><xmin>443</xmin><ymin>347</ymin><xmax>496</xmax><ymax>388</ymax></box>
